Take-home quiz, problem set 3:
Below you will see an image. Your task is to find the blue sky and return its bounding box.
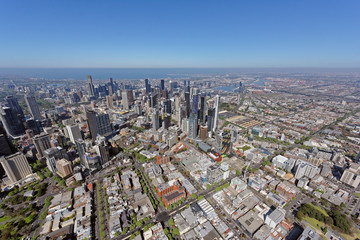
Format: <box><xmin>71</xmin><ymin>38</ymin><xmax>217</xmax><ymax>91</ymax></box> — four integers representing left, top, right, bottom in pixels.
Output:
<box><xmin>0</xmin><ymin>0</ymin><xmax>359</xmax><ymax>68</ymax></box>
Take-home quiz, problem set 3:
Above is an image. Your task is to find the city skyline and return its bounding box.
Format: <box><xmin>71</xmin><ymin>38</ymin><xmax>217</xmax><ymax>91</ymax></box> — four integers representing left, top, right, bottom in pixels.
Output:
<box><xmin>0</xmin><ymin>0</ymin><xmax>360</xmax><ymax>68</ymax></box>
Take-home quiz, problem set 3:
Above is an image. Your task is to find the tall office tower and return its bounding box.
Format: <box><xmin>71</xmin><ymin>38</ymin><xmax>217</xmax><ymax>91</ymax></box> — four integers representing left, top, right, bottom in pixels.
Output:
<box><xmin>213</xmin><ymin>95</ymin><xmax>220</xmax><ymax>132</ymax></box>
<box><xmin>183</xmin><ymin>80</ymin><xmax>187</xmax><ymax>88</ymax></box>
<box><xmin>187</xmin><ymin>80</ymin><xmax>190</xmax><ymax>86</ymax></box>
<box><xmin>127</xmin><ymin>89</ymin><xmax>134</xmax><ymax>104</ymax></box>
<box><xmin>192</xmin><ymin>94</ymin><xmax>199</xmax><ymax>115</ymax></box>
<box><xmin>163</xmin><ymin>114</ymin><xmax>171</xmax><ymax>130</ymax></box>
<box><xmin>185</xmin><ymin>92</ymin><xmax>190</xmax><ymax>118</ymax></box>
<box><xmin>66</xmin><ymin>124</ymin><xmax>82</xmax><ymax>144</ymax></box>
<box><xmin>160</xmin><ymin>79</ymin><xmax>165</xmax><ymax>90</ymax></box>
<box><xmin>75</xmin><ymin>139</ymin><xmax>86</xmax><ymax>166</ymax></box>
<box><xmin>5</xmin><ymin>96</ymin><xmax>24</xmax><ymax>119</ymax></box>
<box><xmin>164</xmin><ymin>99</ymin><xmax>172</xmax><ymax>114</ymax></box>
<box><xmin>186</xmin><ymin>85</ymin><xmax>190</xmax><ymax>93</ymax></box>
<box><xmin>106</xmin><ymin>95</ymin><xmax>113</xmax><ymax>108</ymax></box>
<box><xmin>199</xmin><ymin>94</ymin><xmax>206</xmax><ymax>123</ymax></box>
<box><xmin>33</xmin><ymin>133</ymin><xmax>52</xmax><ymax>158</ymax></box>
<box><xmin>0</xmin><ymin>134</ymin><xmax>13</xmax><ymax>156</ymax></box>
<box><xmin>145</xmin><ymin>78</ymin><xmax>151</xmax><ymax>95</ymax></box>
<box><xmin>0</xmin><ymin>106</ymin><xmax>25</xmax><ymax>138</ymax></box>
<box><xmin>188</xmin><ymin>113</ymin><xmax>198</xmax><ymax>139</ymax></box>
<box><xmin>24</xmin><ymin>94</ymin><xmax>42</xmax><ymax>120</ymax></box>
<box><xmin>86</xmin><ymin>110</ymin><xmax>112</xmax><ymax>139</ymax></box>
<box><xmin>169</xmin><ymin>80</ymin><xmax>173</xmax><ymax>92</ymax></box>
<box><xmin>108</xmin><ymin>78</ymin><xmax>114</xmax><ymax>95</ymax></box>
<box><xmin>122</xmin><ymin>91</ymin><xmax>129</xmax><ymax>110</ymax></box>
<box><xmin>150</xmin><ymin>93</ymin><xmax>158</xmax><ymax>108</ymax></box>
<box><xmin>135</xmin><ymin>104</ymin><xmax>142</xmax><ymax>115</ymax></box>
<box><xmin>56</xmin><ymin>159</ymin><xmax>73</xmax><ymax>178</ymax></box>
<box><xmin>207</xmin><ymin>108</ymin><xmax>214</xmax><ymax>132</ymax></box>
<box><xmin>0</xmin><ymin>152</ymin><xmax>33</xmax><ymax>184</ymax></box>
<box><xmin>199</xmin><ymin>125</ymin><xmax>208</xmax><ymax>140</ymax></box>
<box><xmin>87</xmin><ymin>75</ymin><xmax>96</xmax><ymax>97</ymax></box>
<box><xmin>25</xmin><ymin>118</ymin><xmax>41</xmax><ymax>135</ymax></box>
<box><xmin>152</xmin><ymin>109</ymin><xmax>159</xmax><ymax>131</ymax></box>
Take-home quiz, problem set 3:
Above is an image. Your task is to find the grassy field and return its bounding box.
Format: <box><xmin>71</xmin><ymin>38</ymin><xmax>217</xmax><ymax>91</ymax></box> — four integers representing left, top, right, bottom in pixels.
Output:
<box><xmin>341</xmin><ymin>228</ymin><xmax>360</xmax><ymax>240</ymax></box>
<box><xmin>303</xmin><ymin>216</ymin><xmax>324</xmax><ymax>230</ymax></box>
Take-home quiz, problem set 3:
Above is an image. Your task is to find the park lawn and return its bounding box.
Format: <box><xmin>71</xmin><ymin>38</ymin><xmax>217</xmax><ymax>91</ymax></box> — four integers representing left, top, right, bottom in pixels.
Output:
<box><xmin>355</xmin><ymin>192</ymin><xmax>360</xmax><ymax>198</ymax></box>
<box><xmin>303</xmin><ymin>216</ymin><xmax>324</xmax><ymax>230</ymax></box>
<box><xmin>308</xmin><ymin>203</ymin><xmax>329</xmax><ymax>217</ymax></box>
<box><xmin>341</xmin><ymin>228</ymin><xmax>360</xmax><ymax>240</ymax></box>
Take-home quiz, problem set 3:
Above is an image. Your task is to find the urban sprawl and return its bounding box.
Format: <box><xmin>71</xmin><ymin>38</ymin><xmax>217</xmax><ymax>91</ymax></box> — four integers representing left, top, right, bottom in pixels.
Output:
<box><xmin>0</xmin><ymin>71</ymin><xmax>360</xmax><ymax>240</ymax></box>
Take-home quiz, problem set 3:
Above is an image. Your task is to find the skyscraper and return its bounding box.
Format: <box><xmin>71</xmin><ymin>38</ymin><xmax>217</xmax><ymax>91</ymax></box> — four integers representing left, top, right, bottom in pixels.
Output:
<box><xmin>0</xmin><ymin>134</ymin><xmax>13</xmax><ymax>156</ymax></box>
<box><xmin>0</xmin><ymin>152</ymin><xmax>33</xmax><ymax>184</ymax></box>
<box><xmin>135</xmin><ymin>104</ymin><xmax>142</xmax><ymax>115</ymax></box>
<box><xmin>207</xmin><ymin>108</ymin><xmax>214</xmax><ymax>133</ymax></box>
<box><xmin>145</xmin><ymin>78</ymin><xmax>151</xmax><ymax>94</ymax></box>
<box><xmin>199</xmin><ymin>94</ymin><xmax>206</xmax><ymax>123</ymax></box>
<box><xmin>5</xmin><ymin>96</ymin><xmax>24</xmax><ymax>119</ymax></box>
<box><xmin>33</xmin><ymin>133</ymin><xmax>52</xmax><ymax>158</ymax></box>
<box><xmin>122</xmin><ymin>91</ymin><xmax>129</xmax><ymax>110</ymax></box>
<box><xmin>152</xmin><ymin>109</ymin><xmax>159</xmax><ymax>131</ymax></box>
<box><xmin>86</xmin><ymin>110</ymin><xmax>112</xmax><ymax>139</ymax></box>
<box><xmin>87</xmin><ymin>75</ymin><xmax>96</xmax><ymax>97</ymax></box>
<box><xmin>185</xmin><ymin>92</ymin><xmax>190</xmax><ymax>118</ymax></box>
<box><xmin>163</xmin><ymin>114</ymin><xmax>171</xmax><ymax>130</ymax></box>
<box><xmin>164</xmin><ymin>99</ymin><xmax>171</xmax><ymax>114</ymax></box>
<box><xmin>66</xmin><ymin>124</ymin><xmax>82</xmax><ymax>144</ymax></box>
<box><xmin>0</xmin><ymin>106</ymin><xmax>25</xmax><ymax>138</ymax></box>
<box><xmin>188</xmin><ymin>113</ymin><xmax>198</xmax><ymax>139</ymax></box>
<box><xmin>160</xmin><ymin>79</ymin><xmax>165</xmax><ymax>90</ymax></box>
<box><xmin>199</xmin><ymin>125</ymin><xmax>208</xmax><ymax>140</ymax></box>
<box><xmin>106</xmin><ymin>95</ymin><xmax>113</xmax><ymax>108</ymax></box>
<box><xmin>192</xmin><ymin>94</ymin><xmax>199</xmax><ymax>115</ymax></box>
<box><xmin>127</xmin><ymin>89</ymin><xmax>134</xmax><ymax>104</ymax></box>
<box><xmin>108</xmin><ymin>77</ymin><xmax>114</xmax><ymax>95</ymax></box>
<box><xmin>75</xmin><ymin>139</ymin><xmax>86</xmax><ymax>166</ymax></box>
<box><xmin>169</xmin><ymin>80</ymin><xmax>174</xmax><ymax>92</ymax></box>
<box><xmin>213</xmin><ymin>95</ymin><xmax>220</xmax><ymax>132</ymax></box>
<box><xmin>25</xmin><ymin>94</ymin><xmax>42</xmax><ymax>120</ymax></box>
<box><xmin>150</xmin><ymin>93</ymin><xmax>158</xmax><ymax>108</ymax></box>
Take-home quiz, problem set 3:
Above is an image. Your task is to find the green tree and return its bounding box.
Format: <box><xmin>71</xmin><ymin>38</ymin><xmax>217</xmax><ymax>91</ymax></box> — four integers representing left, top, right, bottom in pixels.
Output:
<box><xmin>168</xmin><ymin>218</ymin><xmax>174</xmax><ymax>227</ymax></box>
